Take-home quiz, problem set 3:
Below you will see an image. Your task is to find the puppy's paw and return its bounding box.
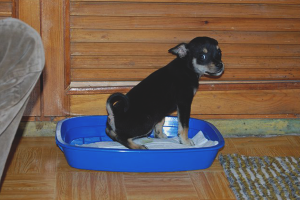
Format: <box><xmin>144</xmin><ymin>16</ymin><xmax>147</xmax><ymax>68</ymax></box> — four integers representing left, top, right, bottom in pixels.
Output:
<box><xmin>131</xmin><ymin>144</ymin><xmax>148</xmax><ymax>150</ymax></box>
<box><xmin>127</xmin><ymin>139</ymin><xmax>149</xmax><ymax>149</ymax></box>
<box><xmin>179</xmin><ymin>137</ymin><xmax>195</xmax><ymax>146</ymax></box>
<box><xmin>156</xmin><ymin>132</ymin><xmax>168</xmax><ymax>139</ymax></box>
<box><xmin>140</xmin><ymin>145</ymin><xmax>148</xmax><ymax>150</ymax></box>
<box><xmin>154</xmin><ymin>131</ymin><xmax>168</xmax><ymax>139</ymax></box>
<box><xmin>189</xmin><ymin>139</ymin><xmax>195</xmax><ymax>146</ymax></box>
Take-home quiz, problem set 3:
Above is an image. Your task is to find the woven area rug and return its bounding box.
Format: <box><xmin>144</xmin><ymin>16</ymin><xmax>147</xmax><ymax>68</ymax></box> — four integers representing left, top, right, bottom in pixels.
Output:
<box><xmin>219</xmin><ymin>154</ymin><xmax>300</xmax><ymax>200</ymax></box>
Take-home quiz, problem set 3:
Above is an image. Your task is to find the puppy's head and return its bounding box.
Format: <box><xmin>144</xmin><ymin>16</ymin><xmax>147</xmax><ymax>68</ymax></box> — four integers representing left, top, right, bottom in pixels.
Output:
<box><xmin>169</xmin><ymin>37</ymin><xmax>224</xmax><ymax>77</ymax></box>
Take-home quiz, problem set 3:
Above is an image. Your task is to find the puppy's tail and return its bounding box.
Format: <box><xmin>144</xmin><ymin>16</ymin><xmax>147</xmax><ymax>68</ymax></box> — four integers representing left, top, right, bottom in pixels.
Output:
<box><xmin>106</xmin><ymin>93</ymin><xmax>129</xmax><ymax>116</ymax></box>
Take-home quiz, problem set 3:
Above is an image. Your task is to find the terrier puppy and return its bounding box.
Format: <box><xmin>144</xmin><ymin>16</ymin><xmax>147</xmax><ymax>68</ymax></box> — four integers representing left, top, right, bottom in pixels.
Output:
<box><xmin>105</xmin><ymin>37</ymin><xmax>224</xmax><ymax>149</ymax></box>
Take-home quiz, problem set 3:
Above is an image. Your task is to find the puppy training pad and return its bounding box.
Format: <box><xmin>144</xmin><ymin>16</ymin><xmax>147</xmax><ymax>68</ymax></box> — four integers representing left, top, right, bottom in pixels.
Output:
<box><xmin>77</xmin><ymin>131</ymin><xmax>218</xmax><ymax>149</ymax></box>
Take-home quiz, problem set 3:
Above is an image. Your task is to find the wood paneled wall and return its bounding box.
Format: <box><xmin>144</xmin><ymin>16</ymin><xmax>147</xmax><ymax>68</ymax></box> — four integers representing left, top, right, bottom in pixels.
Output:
<box><xmin>2</xmin><ymin>0</ymin><xmax>300</xmax><ymax>120</ymax></box>
<box><xmin>70</xmin><ymin>1</ymin><xmax>300</xmax><ymax>82</ymax></box>
<box><xmin>18</xmin><ymin>0</ymin><xmax>41</xmax><ymax>116</ymax></box>
<box><xmin>0</xmin><ymin>0</ymin><xmax>13</xmax><ymax>19</ymax></box>
<box><xmin>68</xmin><ymin>0</ymin><xmax>300</xmax><ymax>119</ymax></box>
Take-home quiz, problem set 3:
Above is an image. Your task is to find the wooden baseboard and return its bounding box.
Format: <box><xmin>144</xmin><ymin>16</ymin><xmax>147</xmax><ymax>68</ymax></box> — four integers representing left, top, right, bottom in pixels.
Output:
<box><xmin>17</xmin><ymin>118</ymin><xmax>300</xmax><ymax>137</ymax></box>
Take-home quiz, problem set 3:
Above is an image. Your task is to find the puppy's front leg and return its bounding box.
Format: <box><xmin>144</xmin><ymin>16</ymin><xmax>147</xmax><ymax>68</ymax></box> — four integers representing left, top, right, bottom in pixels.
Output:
<box><xmin>154</xmin><ymin>118</ymin><xmax>167</xmax><ymax>138</ymax></box>
<box><xmin>177</xmin><ymin>104</ymin><xmax>194</xmax><ymax>146</ymax></box>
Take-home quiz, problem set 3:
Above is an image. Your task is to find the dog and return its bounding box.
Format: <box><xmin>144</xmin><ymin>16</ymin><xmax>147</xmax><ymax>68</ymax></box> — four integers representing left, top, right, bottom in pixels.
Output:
<box><xmin>105</xmin><ymin>37</ymin><xmax>224</xmax><ymax>149</ymax></box>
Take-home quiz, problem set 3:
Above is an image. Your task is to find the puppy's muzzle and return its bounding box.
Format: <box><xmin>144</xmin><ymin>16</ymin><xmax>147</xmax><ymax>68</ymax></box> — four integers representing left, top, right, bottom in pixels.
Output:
<box><xmin>216</xmin><ymin>62</ymin><xmax>223</xmax><ymax>69</ymax></box>
<box><xmin>216</xmin><ymin>63</ymin><xmax>224</xmax><ymax>76</ymax></box>
<box><xmin>207</xmin><ymin>62</ymin><xmax>224</xmax><ymax>76</ymax></box>
<box><xmin>216</xmin><ymin>62</ymin><xmax>224</xmax><ymax>74</ymax></box>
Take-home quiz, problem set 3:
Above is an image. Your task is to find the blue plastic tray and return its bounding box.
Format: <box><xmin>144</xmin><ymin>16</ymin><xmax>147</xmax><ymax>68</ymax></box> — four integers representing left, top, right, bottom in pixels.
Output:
<box><xmin>56</xmin><ymin>116</ymin><xmax>224</xmax><ymax>172</ymax></box>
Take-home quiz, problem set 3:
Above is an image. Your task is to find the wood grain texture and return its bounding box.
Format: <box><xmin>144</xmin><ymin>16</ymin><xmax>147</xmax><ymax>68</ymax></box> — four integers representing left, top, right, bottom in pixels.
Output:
<box><xmin>56</xmin><ymin>172</ymin><xmax>127</xmax><ymax>200</ymax></box>
<box><xmin>70</xmin><ymin>2</ymin><xmax>300</xmax><ymax>18</ymax></box>
<box><xmin>0</xmin><ymin>174</ymin><xmax>56</xmax><ymax>200</ymax></box>
<box><xmin>71</xmin><ymin>43</ymin><xmax>300</xmax><ymax>57</ymax></box>
<box><xmin>69</xmin><ymin>88</ymin><xmax>300</xmax><ymax>116</ymax></box>
<box><xmin>41</xmin><ymin>0</ymin><xmax>67</xmax><ymax>116</ymax></box>
<box><xmin>71</xmin><ymin>56</ymin><xmax>300</xmax><ymax>69</ymax></box>
<box><xmin>67</xmin><ymin>81</ymin><xmax>300</xmax><ymax>93</ymax></box>
<box><xmin>64</xmin><ymin>0</ymin><xmax>71</xmax><ymax>88</ymax></box>
<box><xmin>191</xmin><ymin>89</ymin><xmax>300</xmax><ymax>115</ymax></box>
<box><xmin>189</xmin><ymin>172</ymin><xmax>217</xmax><ymax>199</ymax></box>
<box><xmin>6</xmin><ymin>137</ymin><xmax>58</xmax><ymax>174</ymax></box>
<box><xmin>71</xmin><ymin>29</ymin><xmax>300</xmax><ymax>44</ymax></box>
<box><xmin>0</xmin><ymin>2</ymin><xmax>11</xmax><ymax>17</ymax></box>
<box><xmin>68</xmin><ymin>0</ymin><xmax>300</xmax><ymax>97</ymax></box>
<box><xmin>71</xmin><ymin>55</ymin><xmax>172</xmax><ymax>69</ymax></box>
<box><xmin>69</xmin><ymin>94</ymin><xmax>109</xmax><ymax>116</ymax></box>
<box><xmin>13</xmin><ymin>0</ymin><xmax>300</xmax><ymax>119</ymax></box>
<box><xmin>17</xmin><ymin>0</ymin><xmax>40</xmax><ymax>31</ymax></box>
<box><xmin>124</xmin><ymin>173</ymin><xmax>199</xmax><ymax>199</ymax></box>
<box><xmin>71</xmin><ymin>16</ymin><xmax>300</xmax><ymax>31</ymax></box>
<box><xmin>71</xmin><ymin>0</ymin><xmax>300</xmax><ymax>3</ymax></box>
<box><xmin>71</xmin><ymin>68</ymin><xmax>300</xmax><ymax>81</ymax></box>
<box><xmin>1</xmin><ymin>136</ymin><xmax>300</xmax><ymax>200</ymax></box>
<box><xmin>68</xmin><ymin>81</ymin><xmax>300</xmax><ymax>91</ymax></box>
<box><xmin>18</xmin><ymin>0</ymin><xmax>42</xmax><ymax>116</ymax></box>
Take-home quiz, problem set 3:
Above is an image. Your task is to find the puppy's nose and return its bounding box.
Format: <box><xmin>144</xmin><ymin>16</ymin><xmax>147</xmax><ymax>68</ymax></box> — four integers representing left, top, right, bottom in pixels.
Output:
<box><xmin>216</xmin><ymin>63</ymin><xmax>223</xmax><ymax>68</ymax></box>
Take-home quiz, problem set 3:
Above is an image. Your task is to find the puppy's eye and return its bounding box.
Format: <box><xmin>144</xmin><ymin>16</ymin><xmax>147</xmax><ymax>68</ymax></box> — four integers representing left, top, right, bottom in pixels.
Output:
<box><xmin>197</xmin><ymin>54</ymin><xmax>206</xmax><ymax>64</ymax></box>
<box><xmin>200</xmin><ymin>54</ymin><xmax>206</xmax><ymax>60</ymax></box>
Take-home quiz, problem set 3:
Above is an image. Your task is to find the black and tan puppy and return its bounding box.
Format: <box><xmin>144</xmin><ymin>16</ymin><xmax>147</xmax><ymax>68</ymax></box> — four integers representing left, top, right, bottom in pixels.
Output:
<box><xmin>105</xmin><ymin>37</ymin><xmax>224</xmax><ymax>149</ymax></box>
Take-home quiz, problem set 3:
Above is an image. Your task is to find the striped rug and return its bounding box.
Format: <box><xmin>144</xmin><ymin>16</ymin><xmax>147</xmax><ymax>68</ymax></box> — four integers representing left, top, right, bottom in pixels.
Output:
<box><xmin>219</xmin><ymin>154</ymin><xmax>300</xmax><ymax>200</ymax></box>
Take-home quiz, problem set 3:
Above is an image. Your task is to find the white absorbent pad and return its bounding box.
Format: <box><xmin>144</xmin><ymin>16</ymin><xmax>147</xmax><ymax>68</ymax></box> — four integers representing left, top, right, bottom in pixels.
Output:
<box><xmin>77</xmin><ymin>131</ymin><xmax>218</xmax><ymax>149</ymax></box>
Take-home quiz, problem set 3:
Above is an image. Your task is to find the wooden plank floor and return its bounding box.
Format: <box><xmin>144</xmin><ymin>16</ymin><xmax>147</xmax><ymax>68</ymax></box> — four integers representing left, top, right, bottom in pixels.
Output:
<box><xmin>1</xmin><ymin>136</ymin><xmax>300</xmax><ymax>200</ymax></box>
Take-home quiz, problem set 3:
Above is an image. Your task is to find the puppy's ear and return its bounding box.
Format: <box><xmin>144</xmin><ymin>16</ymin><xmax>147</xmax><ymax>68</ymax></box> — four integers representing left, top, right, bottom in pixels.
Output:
<box><xmin>168</xmin><ymin>43</ymin><xmax>188</xmax><ymax>58</ymax></box>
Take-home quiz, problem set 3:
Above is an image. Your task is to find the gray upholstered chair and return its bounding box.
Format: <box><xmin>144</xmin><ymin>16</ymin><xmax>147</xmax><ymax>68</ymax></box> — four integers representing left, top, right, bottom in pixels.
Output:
<box><xmin>0</xmin><ymin>18</ymin><xmax>45</xmax><ymax>181</ymax></box>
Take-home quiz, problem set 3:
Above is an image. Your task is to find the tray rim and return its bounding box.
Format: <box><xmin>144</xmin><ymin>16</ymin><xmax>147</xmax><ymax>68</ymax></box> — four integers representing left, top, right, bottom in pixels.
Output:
<box><xmin>56</xmin><ymin>115</ymin><xmax>225</xmax><ymax>153</ymax></box>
